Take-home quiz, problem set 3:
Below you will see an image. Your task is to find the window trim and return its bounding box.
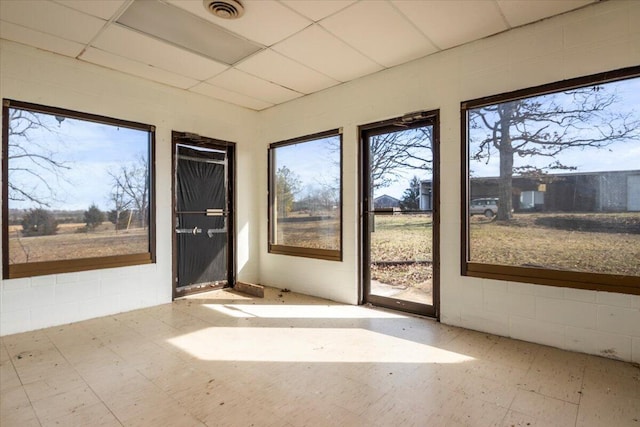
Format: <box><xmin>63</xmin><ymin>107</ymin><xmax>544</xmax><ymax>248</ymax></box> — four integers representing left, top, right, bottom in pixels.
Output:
<box><xmin>2</xmin><ymin>99</ymin><xmax>156</xmax><ymax>279</ymax></box>
<box><xmin>460</xmin><ymin>66</ymin><xmax>640</xmax><ymax>295</ymax></box>
<box><xmin>268</xmin><ymin>128</ymin><xmax>343</xmax><ymax>261</ymax></box>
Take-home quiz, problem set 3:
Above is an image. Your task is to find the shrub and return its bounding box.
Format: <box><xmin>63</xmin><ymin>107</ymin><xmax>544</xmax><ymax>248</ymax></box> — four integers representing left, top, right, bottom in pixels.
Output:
<box><xmin>84</xmin><ymin>204</ymin><xmax>105</xmax><ymax>231</ymax></box>
<box><xmin>108</xmin><ymin>209</ymin><xmax>131</xmax><ymax>230</ymax></box>
<box><xmin>21</xmin><ymin>208</ymin><xmax>58</xmax><ymax>237</ymax></box>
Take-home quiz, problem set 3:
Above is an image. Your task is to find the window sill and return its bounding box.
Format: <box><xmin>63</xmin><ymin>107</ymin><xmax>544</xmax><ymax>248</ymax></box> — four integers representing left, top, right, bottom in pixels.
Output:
<box><xmin>464</xmin><ymin>262</ymin><xmax>640</xmax><ymax>295</ymax></box>
<box><xmin>269</xmin><ymin>244</ymin><xmax>342</xmax><ymax>262</ymax></box>
<box><xmin>6</xmin><ymin>253</ymin><xmax>153</xmax><ymax>279</ymax></box>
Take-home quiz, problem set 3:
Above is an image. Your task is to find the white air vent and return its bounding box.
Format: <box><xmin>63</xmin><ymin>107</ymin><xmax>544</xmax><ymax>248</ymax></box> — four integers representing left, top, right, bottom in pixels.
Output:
<box><xmin>203</xmin><ymin>0</ymin><xmax>245</xmax><ymax>19</ymax></box>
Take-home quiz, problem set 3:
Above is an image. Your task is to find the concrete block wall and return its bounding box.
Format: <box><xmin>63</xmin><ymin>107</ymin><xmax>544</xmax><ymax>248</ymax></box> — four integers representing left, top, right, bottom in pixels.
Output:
<box><xmin>1</xmin><ymin>265</ymin><xmax>161</xmax><ymax>335</ymax></box>
<box><xmin>455</xmin><ymin>280</ymin><xmax>640</xmax><ymax>362</ymax></box>
<box><xmin>258</xmin><ymin>0</ymin><xmax>640</xmax><ymax>363</ymax></box>
<box><xmin>0</xmin><ymin>40</ymin><xmax>261</xmax><ymax>336</ymax></box>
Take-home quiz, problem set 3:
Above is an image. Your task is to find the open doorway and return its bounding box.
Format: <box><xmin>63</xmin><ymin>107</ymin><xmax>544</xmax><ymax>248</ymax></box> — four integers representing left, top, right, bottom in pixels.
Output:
<box><xmin>172</xmin><ymin>131</ymin><xmax>235</xmax><ymax>298</ymax></box>
<box><xmin>359</xmin><ymin>112</ymin><xmax>440</xmax><ymax>318</ymax></box>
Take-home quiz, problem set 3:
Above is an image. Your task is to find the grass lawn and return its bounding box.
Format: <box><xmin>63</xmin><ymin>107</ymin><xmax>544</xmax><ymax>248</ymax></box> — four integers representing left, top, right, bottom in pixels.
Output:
<box><xmin>371</xmin><ymin>214</ymin><xmax>433</xmax><ymax>291</ymax></box>
<box><xmin>8</xmin><ymin>222</ymin><xmax>148</xmax><ymax>264</ymax></box>
<box><xmin>10</xmin><ymin>212</ymin><xmax>637</xmax><ymax>286</ymax></box>
<box><xmin>275</xmin><ymin>215</ymin><xmax>340</xmax><ymax>250</ymax></box>
<box><xmin>469</xmin><ymin>213</ymin><xmax>640</xmax><ymax>276</ymax></box>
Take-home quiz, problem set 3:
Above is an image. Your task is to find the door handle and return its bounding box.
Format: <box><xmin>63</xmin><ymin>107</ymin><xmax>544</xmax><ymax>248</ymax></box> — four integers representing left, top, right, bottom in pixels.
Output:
<box><xmin>175</xmin><ymin>227</ymin><xmax>202</xmax><ymax>235</ymax></box>
<box><xmin>207</xmin><ymin>228</ymin><xmax>227</xmax><ymax>237</ymax></box>
<box><xmin>206</xmin><ymin>208</ymin><xmax>226</xmax><ymax>216</ymax></box>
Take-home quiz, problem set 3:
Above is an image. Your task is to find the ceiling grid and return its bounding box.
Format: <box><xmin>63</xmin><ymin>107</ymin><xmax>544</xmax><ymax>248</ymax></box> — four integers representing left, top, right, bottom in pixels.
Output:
<box><xmin>0</xmin><ymin>0</ymin><xmax>596</xmax><ymax>111</ymax></box>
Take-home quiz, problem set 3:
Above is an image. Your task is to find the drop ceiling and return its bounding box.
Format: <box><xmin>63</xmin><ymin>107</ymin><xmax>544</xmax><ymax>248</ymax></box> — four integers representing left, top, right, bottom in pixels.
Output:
<box><xmin>0</xmin><ymin>0</ymin><xmax>597</xmax><ymax>111</ymax></box>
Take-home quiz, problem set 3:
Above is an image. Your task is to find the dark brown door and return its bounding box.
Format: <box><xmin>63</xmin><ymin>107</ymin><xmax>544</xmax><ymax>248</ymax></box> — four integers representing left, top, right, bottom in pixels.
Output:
<box><xmin>172</xmin><ymin>132</ymin><xmax>235</xmax><ymax>298</ymax></box>
<box><xmin>360</xmin><ymin>113</ymin><xmax>440</xmax><ymax>317</ymax></box>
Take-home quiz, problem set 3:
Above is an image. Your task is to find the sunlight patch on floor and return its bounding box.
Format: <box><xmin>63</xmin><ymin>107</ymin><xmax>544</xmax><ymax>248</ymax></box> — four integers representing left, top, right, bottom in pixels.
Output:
<box><xmin>167</xmin><ymin>327</ymin><xmax>475</xmax><ymax>364</ymax></box>
<box><xmin>203</xmin><ymin>303</ymin><xmax>410</xmax><ymax>319</ymax></box>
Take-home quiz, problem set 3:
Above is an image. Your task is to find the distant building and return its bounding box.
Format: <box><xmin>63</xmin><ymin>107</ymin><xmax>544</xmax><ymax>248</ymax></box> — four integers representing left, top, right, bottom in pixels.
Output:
<box><xmin>419</xmin><ymin>181</ymin><xmax>433</xmax><ymax>211</ymax></box>
<box><xmin>469</xmin><ymin>170</ymin><xmax>640</xmax><ymax>212</ymax></box>
<box><xmin>373</xmin><ymin>194</ymin><xmax>400</xmax><ymax>209</ymax></box>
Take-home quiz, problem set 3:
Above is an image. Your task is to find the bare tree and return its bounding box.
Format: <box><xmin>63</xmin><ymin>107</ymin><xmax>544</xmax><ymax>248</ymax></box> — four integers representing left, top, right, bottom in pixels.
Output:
<box><xmin>7</xmin><ymin>108</ymin><xmax>70</xmax><ymax>207</ymax></box>
<box><xmin>108</xmin><ymin>155</ymin><xmax>149</xmax><ymax>228</ymax></box>
<box><xmin>107</xmin><ymin>181</ymin><xmax>132</xmax><ymax>232</ymax></box>
<box><xmin>370</xmin><ymin>127</ymin><xmax>433</xmax><ymax>190</ymax></box>
<box><xmin>302</xmin><ymin>185</ymin><xmax>339</xmax><ymax>214</ymax></box>
<box><xmin>470</xmin><ymin>84</ymin><xmax>640</xmax><ymax>220</ymax></box>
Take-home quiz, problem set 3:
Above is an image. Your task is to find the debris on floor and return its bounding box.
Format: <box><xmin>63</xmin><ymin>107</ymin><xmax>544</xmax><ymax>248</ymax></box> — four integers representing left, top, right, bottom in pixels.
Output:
<box><xmin>235</xmin><ymin>281</ymin><xmax>264</xmax><ymax>298</ymax></box>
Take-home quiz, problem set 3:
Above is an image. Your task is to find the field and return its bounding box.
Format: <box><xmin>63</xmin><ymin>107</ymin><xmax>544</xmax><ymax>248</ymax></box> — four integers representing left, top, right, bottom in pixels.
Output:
<box><xmin>370</xmin><ymin>214</ymin><xmax>433</xmax><ymax>304</ymax></box>
<box><xmin>8</xmin><ymin>222</ymin><xmax>147</xmax><ymax>264</ymax></box>
<box><xmin>469</xmin><ymin>213</ymin><xmax>640</xmax><ymax>275</ymax></box>
<box><xmin>276</xmin><ymin>214</ymin><xmax>340</xmax><ymax>250</ymax></box>
<box><xmin>9</xmin><ymin>212</ymin><xmax>637</xmax><ymax>298</ymax></box>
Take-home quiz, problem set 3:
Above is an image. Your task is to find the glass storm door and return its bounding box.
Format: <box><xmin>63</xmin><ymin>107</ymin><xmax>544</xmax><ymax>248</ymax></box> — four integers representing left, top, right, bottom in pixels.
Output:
<box><xmin>360</xmin><ymin>113</ymin><xmax>439</xmax><ymax>317</ymax></box>
<box><xmin>173</xmin><ymin>133</ymin><xmax>235</xmax><ymax>297</ymax></box>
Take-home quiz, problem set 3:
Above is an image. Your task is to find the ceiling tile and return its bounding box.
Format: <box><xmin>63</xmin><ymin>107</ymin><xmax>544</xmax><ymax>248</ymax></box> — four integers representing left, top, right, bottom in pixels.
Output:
<box><xmin>272</xmin><ymin>24</ymin><xmax>383</xmax><ymax>82</ymax></box>
<box><xmin>190</xmin><ymin>82</ymin><xmax>273</xmax><ymax>110</ymax></box>
<box><xmin>53</xmin><ymin>0</ymin><xmax>127</xmax><ymax>20</ymax></box>
<box><xmin>80</xmin><ymin>47</ymin><xmax>199</xmax><ymax>89</ymax></box>
<box><xmin>394</xmin><ymin>0</ymin><xmax>507</xmax><ymax>50</ymax></box>
<box><xmin>498</xmin><ymin>0</ymin><xmax>594</xmax><ymax>28</ymax></box>
<box><xmin>281</xmin><ymin>0</ymin><xmax>356</xmax><ymax>22</ymax></box>
<box><xmin>320</xmin><ymin>1</ymin><xmax>437</xmax><ymax>68</ymax></box>
<box><xmin>0</xmin><ymin>21</ymin><xmax>85</xmax><ymax>58</ymax></box>
<box><xmin>236</xmin><ymin>49</ymin><xmax>339</xmax><ymax>94</ymax></box>
<box><xmin>206</xmin><ymin>69</ymin><xmax>302</xmax><ymax>104</ymax></box>
<box><xmin>91</xmin><ymin>25</ymin><xmax>228</xmax><ymax>81</ymax></box>
<box><xmin>0</xmin><ymin>0</ymin><xmax>106</xmax><ymax>44</ymax></box>
<box><xmin>167</xmin><ymin>0</ymin><xmax>311</xmax><ymax>46</ymax></box>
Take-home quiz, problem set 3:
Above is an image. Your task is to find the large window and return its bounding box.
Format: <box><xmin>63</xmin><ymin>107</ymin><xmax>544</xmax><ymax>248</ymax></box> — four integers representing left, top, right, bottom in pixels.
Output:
<box><xmin>2</xmin><ymin>100</ymin><xmax>155</xmax><ymax>278</ymax></box>
<box><xmin>461</xmin><ymin>67</ymin><xmax>640</xmax><ymax>295</ymax></box>
<box><xmin>268</xmin><ymin>129</ymin><xmax>342</xmax><ymax>261</ymax></box>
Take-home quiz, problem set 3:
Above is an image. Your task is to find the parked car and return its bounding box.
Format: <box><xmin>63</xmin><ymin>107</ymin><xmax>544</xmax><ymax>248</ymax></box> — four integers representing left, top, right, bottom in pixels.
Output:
<box><xmin>470</xmin><ymin>198</ymin><xmax>499</xmax><ymax>217</ymax></box>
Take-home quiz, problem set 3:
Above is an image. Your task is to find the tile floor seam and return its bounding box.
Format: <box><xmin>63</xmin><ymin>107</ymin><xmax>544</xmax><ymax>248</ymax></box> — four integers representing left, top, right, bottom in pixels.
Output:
<box><xmin>132</xmin><ymin>358</ymin><xmax>211</xmax><ymax>425</ymax></box>
<box><xmin>3</xmin><ymin>288</ymin><xmax>639</xmax><ymax>427</ymax></box>
<box><xmin>42</xmin><ymin>328</ymin><xmax>126</xmax><ymax>427</ymax></box>
<box><xmin>573</xmin><ymin>360</ymin><xmax>588</xmax><ymax>427</ymax></box>
<box><xmin>4</xmin><ymin>337</ymin><xmax>43</xmax><ymax>427</ymax></box>
<box><xmin>526</xmin><ymin>387</ymin><xmax>582</xmax><ymax>406</ymax></box>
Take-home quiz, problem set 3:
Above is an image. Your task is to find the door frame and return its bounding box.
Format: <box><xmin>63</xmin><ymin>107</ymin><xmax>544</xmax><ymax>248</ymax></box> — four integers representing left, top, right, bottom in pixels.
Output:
<box><xmin>171</xmin><ymin>131</ymin><xmax>236</xmax><ymax>299</ymax></box>
<box><xmin>358</xmin><ymin>111</ymin><xmax>440</xmax><ymax>318</ymax></box>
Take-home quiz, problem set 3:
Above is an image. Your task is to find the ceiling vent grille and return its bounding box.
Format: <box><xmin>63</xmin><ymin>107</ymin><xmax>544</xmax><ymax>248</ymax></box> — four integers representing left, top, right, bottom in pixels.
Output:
<box><xmin>203</xmin><ymin>0</ymin><xmax>245</xmax><ymax>19</ymax></box>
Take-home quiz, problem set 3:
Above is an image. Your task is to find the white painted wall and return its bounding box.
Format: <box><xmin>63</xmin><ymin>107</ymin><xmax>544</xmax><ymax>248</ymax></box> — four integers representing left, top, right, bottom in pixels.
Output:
<box><xmin>0</xmin><ymin>40</ymin><xmax>261</xmax><ymax>335</ymax></box>
<box><xmin>1</xmin><ymin>0</ymin><xmax>639</xmax><ymax>364</ymax></box>
<box><xmin>257</xmin><ymin>0</ymin><xmax>640</xmax><ymax>363</ymax></box>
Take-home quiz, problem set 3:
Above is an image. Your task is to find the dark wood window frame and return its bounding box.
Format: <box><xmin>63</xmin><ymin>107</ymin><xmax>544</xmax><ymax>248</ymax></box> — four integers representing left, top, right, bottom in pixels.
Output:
<box><xmin>460</xmin><ymin>66</ymin><xmax>640</xmax><ymax>296</ymax></box>
<box><xmin>2</xmin><ymin>99</ymin><xmax>156</xmax><ymax>279</ymax></box>
<box><xmin>268</xmin><ymin>128</ymin><xmax>343</xmax><ymax>261</ymax></box>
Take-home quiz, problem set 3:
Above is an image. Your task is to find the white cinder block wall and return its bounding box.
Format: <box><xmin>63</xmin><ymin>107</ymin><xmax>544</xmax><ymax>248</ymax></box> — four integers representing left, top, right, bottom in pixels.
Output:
<box><xmin>0</xmin><ymin>40</ymin><xmax>261</xmax><ymax>336</ymax></box>
<box><xmin>257</xmin><ymin>0</ymin><xmax>640</xmax><ymax>363</ymax></box>
<box><xmin>1</xmin><ymin>0</ymin><xmax>639</xmax><ymax>364</ymax></box>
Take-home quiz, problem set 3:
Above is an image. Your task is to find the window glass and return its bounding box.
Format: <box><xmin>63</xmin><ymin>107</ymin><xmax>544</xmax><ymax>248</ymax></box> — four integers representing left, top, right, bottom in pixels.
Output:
<box><xmin>463</xmin><ymin>69</ymin><xmax>640</xmax><ymax>292</ymax></box>
<box><xmin>269</xmin><ymin>130</ymin><xmax>342</xmax><ymax>260</ymax></box>
<box><xmin>3</xmin><ymin>100</ymin><xmax>154</xmax><ymax>278</ymax></box>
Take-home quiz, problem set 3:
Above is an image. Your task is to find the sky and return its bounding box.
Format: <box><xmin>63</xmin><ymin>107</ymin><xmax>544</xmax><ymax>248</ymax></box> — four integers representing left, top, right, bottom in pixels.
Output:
<box><xmin>8</xmin><ymin>110</ymin><xmax>149</xmax><ymax>211</ymax></box>
<box><xmin>468</xmin><ymin>76</ymin><xmax>640</xmax><ymax>178</ymax></box>
<box><xmin>274</xmin><ymin>135</ymin><xmax>341</xmax><ymax>200</ymax></box>
<box><xmin>370</xmin><ymin>127</ymin><xmax>434</xmax><ymax>200</ymax></box>
<box><xmin>276</xmin><ymin>129</ymin><xmax>432</xmax><ymax>201</ymax></box>
<box><xmin>9</xmin><ymin>76</ymin><xmax>638</xmax><ymax>211</ymax></box>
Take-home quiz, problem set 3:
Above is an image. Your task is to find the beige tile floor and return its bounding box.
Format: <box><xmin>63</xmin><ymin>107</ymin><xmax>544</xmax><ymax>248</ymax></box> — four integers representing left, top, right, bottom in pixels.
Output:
<box><xmin>1</xmin><ymin>287</ymin><xmax>639</xmax><ymax>427</ymax></box>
